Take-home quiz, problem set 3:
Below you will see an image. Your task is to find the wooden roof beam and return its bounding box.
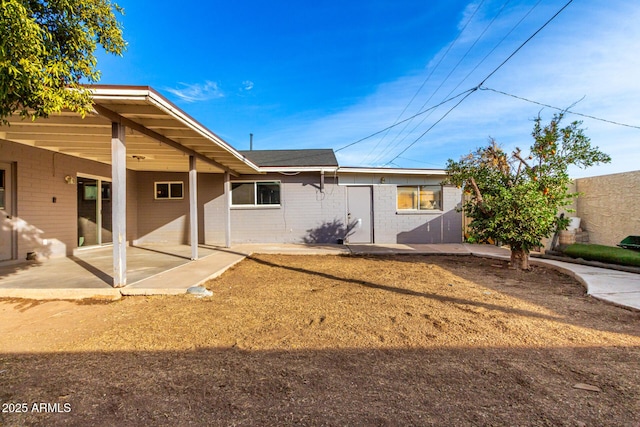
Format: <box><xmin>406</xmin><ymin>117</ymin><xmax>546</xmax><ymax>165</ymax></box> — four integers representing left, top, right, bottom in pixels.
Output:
<box><xmin>94</xmin><ymin>104</ymin><xmax>239</xmax><ymax>176</ymax></box>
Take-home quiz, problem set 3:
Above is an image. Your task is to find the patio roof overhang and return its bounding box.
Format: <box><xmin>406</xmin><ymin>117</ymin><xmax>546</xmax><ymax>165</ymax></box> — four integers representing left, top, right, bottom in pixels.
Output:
<box><xmin>0</xmin><ymin>85</ymin><xmax>261</xmax><ymax>175</ymax></box>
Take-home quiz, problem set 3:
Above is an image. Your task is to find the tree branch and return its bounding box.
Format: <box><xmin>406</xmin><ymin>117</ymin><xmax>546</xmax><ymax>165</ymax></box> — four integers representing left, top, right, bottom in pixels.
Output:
<box><xmin>512</xmin><ymin>150</ymin><xmax>531</xmax><ymax>169</ymax></box>
<box><xmin>468</xmin><ymin>177</ymin><xmax>489</xmax><ymax>215</ymax></box>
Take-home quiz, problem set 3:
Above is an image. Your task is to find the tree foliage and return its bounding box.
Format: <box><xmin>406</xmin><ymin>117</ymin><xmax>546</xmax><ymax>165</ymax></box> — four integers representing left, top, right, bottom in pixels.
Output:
<box><xmin>0</xmin><ymin>0</ymin><xmax>126</xmax><ymax>123</ymax></box>
<box><xmin>446</xmin><ymin>113</ymin><xmax>611</xmax><ymax>269</ymax></box>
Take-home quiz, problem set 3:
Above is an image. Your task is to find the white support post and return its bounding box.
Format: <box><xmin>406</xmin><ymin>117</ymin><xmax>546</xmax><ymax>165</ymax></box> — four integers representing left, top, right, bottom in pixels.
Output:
<box><xmin>111</xmin><ymin>122</ymin><xmax>127</xmax><ymax>287</ymax></box>
<box><xmin>224</xmin><ymin>171</ymin><xmax>231</xmax><ymax>248</ymax></box>
<box><xmin>189</xmin><ymin>155</ymin><xmax>198</xmax><ymax>260</ymax></box>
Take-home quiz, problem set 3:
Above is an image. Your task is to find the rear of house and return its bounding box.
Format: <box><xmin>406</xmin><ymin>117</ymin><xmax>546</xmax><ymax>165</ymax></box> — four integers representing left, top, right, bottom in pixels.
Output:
<box><xmin>0</xmin><ymin>85</ymin><xmax>463</xmax><ymax>287</ymax></box>
<box><xmin>200</xmin><ymin>149</ymin><xmax>462</xmax><ymax>245</ymax></box>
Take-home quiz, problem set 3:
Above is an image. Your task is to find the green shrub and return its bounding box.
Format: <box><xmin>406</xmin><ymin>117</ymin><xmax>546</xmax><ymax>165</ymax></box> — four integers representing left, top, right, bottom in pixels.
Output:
<box><xmin>563</xmin><ymin>243</ymin><xmax>640</xmax><ymax>267</ymax></box>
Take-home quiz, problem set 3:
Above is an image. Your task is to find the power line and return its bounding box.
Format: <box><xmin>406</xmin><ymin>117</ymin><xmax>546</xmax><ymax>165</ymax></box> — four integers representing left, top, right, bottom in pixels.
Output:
<box><xmin>370</xmin><ymin>0</ymin><xmax>513</xmax><ymax>165</ymax></box>
<box><xmin>385</xmin><ymin>0</ymin><xmax>575</xmax><ymax>165</ymax></box>
<box><xmin>336</xmin><ymin>0</ymin><xmax>575</xmax><ymax>162</ymax></box>
<box><xmin>334</xmin><ymin>88</ymin><xmax>476</xmax><ymax>152</ymax></box>
<box><xmin>397</xmin><ymin>156</ymin><xmax>444</xmax><ymax>167</ymax></box>
<box><xmin>385</xmin><ymin>89</ymin><xmax>478</xmax><ymax>164</ymax></box>
<box><xmin>478</xmin><ymin>0</ymin><xmax>573</xmax><ymax>87</ymax></box>
<box><xmin>361</xmin><ymin>0</ymin><xmax>487</xmax><ymax>164</ymax></box>
<box><xmin>440</xmin><ymin>0</ymin><xmax>543</xmax><ymax>106</ymax></box>
<box><xmin>480</xmin><ymin>86</ymin><xmax>640</xmax><ymax>130</ymax></box>
<box><xmin>385</xmin><ymin>0</ymin><xmax>542</xmax><ymax>164</ymax></box>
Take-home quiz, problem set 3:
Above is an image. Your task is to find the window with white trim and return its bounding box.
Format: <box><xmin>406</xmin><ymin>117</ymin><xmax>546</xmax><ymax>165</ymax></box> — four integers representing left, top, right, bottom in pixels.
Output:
<box><xmin>231</xmin><ymin>181</ymin><xmax>280</xmax><ymax>206</ymax></box>
<box><xmin>155</xmin><ymin>181</ymin><xmax>184</xmax><ymax>199</ymax></box>
<box><xmin>397</xmin><ymin>185</ymin><xmax>442</xmax><ymax>211</ymax></box>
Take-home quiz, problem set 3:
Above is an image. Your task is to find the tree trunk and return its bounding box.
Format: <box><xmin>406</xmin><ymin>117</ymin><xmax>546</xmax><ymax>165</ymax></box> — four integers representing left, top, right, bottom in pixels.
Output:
<box><xmin>510</xmin><ymin>247</ymin><xmax>530</xmax><ymax>270</ymax></box>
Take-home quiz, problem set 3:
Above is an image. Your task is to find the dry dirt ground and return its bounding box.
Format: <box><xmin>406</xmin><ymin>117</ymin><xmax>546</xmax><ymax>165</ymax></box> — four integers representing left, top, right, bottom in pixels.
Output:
<box><xmin>1</xmin><ymin>254</ymin><xmax>639</xmax><ymax>426</ymax></box>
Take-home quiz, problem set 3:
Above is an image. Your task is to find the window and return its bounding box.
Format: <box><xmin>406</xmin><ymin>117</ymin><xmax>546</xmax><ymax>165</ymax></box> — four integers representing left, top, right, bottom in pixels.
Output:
<box><xmin>397</xmin><ymin>185</ymin><xmax>442</xmax><ymax>211</ymax></box>
<box><xmin>232</xmin><ymin>181</ymin><xmax>280</xmax><ymax>206</ymax></box>
<box><xmin>155</xmin><ymin>181</ymin><xmax>184</xmax><ymax>199</ymax></box>
<box><xmin>101</xmin><ymin>182</ymin><xmax>111</xmax><ymax>201</ymax></box>
<box><xmin>83</xmin><ymin>183</ymin><xmax>98</xmax><ymax>201</ymax></box>
<box><xmin>84</xmin><ymin>182</ymin><xmax>111</xmax><ymax>201</ymax></box>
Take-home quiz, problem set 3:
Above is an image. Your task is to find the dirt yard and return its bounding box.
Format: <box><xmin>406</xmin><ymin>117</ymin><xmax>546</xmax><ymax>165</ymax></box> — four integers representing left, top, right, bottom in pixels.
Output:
<box><xmin>1</xmin><ymin>254</ymin><xmax>639</xmax><ymax>426</ymax></box>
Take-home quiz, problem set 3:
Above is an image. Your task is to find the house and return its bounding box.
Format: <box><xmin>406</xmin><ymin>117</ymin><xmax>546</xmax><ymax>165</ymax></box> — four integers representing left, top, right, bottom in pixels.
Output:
<box><xmin>231</xmin><ymin>149</ymin><xmax>462</xmax><ymax>245</ymax></box>
<box><xmin>0</xmin><ymin>85</ymin><xmax>462</xmax><ymax>287</ymax></box>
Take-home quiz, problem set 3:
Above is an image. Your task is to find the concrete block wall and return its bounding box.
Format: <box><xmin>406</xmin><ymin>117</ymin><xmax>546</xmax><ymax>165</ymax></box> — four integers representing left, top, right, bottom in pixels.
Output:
<box><xmin>371</xmin><ymin>184</ymin><xmax>462</xmax><ymax>244</ymax></box>
<box><xmin>202</xmin><ymin>172</ymin><xmax>463</xmax><ymax>245</ymax></box>
<box><xmin>167</xmin><ymin>173</ymin><xmax>248</xmax><ymax>245</ymax></box>
<box><xmin>131</xmin><ymin>171</ymin><xmax>348</xmax><ymax>246</ymax></box>
<box><xmin>134</xmin><ymin>171</ymin><xmax>190</xmax><ymax>244</ymax></box>
<box><xmin>574</xmin><ymin>170</ymin><xmax>640</xmax><ymax>247</ymax></box>
<box><xmin>200</xmin><ymin>173</ymin><xmax>225</xmax><ymax>245</ymax></box>
<box><xmin>0</xmin><ymin>139</ymin><xmax>139</xmax><ymax>259</ymax></box>
<box><xmin>134</xmin><ymin>171</ymin><xmax>222</xmax><ymax>245</ymax></box>
<box><xmin>339</xmin><ymin>172</ymin><xmax>462</xmax><ymax>244</ymax></box>
<box><xmin>226</xmin><ymin>173</ymin><xmax>346</xmax><ymax>244</ymax></box>
<box><xmin>127</xmin><ymin>170</ymin><xmax>139</xmax><ymax>244</ymax></box>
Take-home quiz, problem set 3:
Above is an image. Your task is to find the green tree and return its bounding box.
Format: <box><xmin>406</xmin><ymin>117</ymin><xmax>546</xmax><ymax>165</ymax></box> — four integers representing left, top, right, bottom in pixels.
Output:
<box><xmin>0</xmin><ymin>0</ymin><xmax>126</xmax><ymax>124</ymax></box>
<box><xmin>446</xmin><ymin>113</ymin><xmax>611</xmax><ymax>270</ymax></box>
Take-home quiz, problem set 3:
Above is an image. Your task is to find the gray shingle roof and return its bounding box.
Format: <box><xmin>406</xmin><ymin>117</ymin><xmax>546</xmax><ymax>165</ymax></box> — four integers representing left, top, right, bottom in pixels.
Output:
<box><xmin>239</xmin><ymin>149</ymin><xmax>338</xmax><ymax>167</ymax></box>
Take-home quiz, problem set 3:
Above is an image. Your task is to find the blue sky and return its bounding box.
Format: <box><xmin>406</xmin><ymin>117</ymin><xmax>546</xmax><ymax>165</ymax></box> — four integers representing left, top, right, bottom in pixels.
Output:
<box><xmin>96</xmin><ymin>0</ymin><xmax>640</xmax><ymax>178</ymax></box>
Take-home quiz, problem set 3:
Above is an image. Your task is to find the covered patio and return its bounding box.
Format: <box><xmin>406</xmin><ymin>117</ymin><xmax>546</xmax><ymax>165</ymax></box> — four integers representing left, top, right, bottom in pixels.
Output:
<box><xmin>0</xmin><ymin>86</ymin><xmax>261</xmax><ymax>288</ymax></box>
<box><xmin>0</xmin><ymin>244</ymin><xmax>248</xmax><ymax>299</ymax></box>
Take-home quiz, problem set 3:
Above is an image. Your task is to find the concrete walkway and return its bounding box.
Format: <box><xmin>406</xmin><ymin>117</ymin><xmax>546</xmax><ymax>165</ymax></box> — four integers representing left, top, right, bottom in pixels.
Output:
<box><xmin>449</xmin><ymin>244</ymin><xmax>639</xmax><ymax>310</ymax></box>
<box><xmin>0</xmin><ymin>243</ymin><xmax>637</xmax><ymax>311</ymax></box>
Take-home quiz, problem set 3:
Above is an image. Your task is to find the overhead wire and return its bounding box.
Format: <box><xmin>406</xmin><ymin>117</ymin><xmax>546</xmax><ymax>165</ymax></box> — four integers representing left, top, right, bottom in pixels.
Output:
<box><xmin>360</xmin><ymin>0</ymin><xmax>486</xmax><ymax>164</ymax></box>
<box><xmin>477</xmin><ymin>0</ymin><xmax>573</xmax><ymax>88</ymax></box>
<box><xmin>335</xmin><ymin>0</ymin><xmax>575</xmax><ymax>163</ymax></box>
<box><xmin>384</xmin><ymin>0</ymin><xmax>575</xmax><ymax>165</ymax></box>
<box><xmin>436</xmin><ymin>0</ymin><xmax>543</xmax><ymax>109</ymax></box>
<box><xmin>371</xmin><ymin>0</ymin><xmax>513</xmax><ymax>165</ymax></box>
<box><xmin>385</xmin><ymin>89</ymin><xmax>478</xmax><ymax>163</ymax></box>
<box><xmin>397</xmin><ymin>156</ymin><xmax>443</xmax><ymax>167</ymax></box>
<box><xmin>480</xmin><ymin>86</ymin><xmax>640</xmax><ymax>130</ymax></box>
<box><xmin>334</xmin><ymin>88</ymin><xmax>476</xmax><ymax>152</ymax></box>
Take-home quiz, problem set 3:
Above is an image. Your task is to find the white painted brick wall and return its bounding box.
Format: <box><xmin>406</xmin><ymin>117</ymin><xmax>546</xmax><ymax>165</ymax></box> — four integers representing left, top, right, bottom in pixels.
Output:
<box><xmin>368</xmin><ymin>181</ymin><xmax>462</xmax><ymax>244</ymax></box>
<box><xmin>227</xmin><ymin>174</ymin><xmax>347</xmax><ymax>244</ymax></box>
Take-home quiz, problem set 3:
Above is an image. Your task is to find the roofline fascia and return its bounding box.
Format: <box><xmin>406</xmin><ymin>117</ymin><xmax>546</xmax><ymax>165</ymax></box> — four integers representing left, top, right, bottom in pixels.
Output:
<box><xmin>337</xmin><ymin>167</ymin><xmax>448</xmax><ymax>175</ymax></box>
<box><xmin>257</xmin><ymin>166</ymin><xmax>339</xmax><ymax>173</ymax></box>
<box><xmin>88</xmin><ymin>86</ymin><xmax>262</xmax><ymax>174</ymax></box>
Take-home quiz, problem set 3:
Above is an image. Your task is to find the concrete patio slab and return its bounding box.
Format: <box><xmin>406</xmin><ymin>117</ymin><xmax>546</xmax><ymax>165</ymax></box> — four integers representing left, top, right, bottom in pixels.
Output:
<box><xmin>122</xmin><ymin>248</ymin><xmax>247</xmax><ymax>296</ymax></box>
<box><xmin>464</xmin><ymin>247</ymin><xmax>640</xmax><ymax>312</ymax></box>
<box><xmin>346</xmin><ymin>243</ymin><xmax>473</xmax><ymax>255</ymax></box>
<box><xmin>0</xmin><ymin>255</ymin><xmax>119</xmax><ymax>300</ymax></box>
<box><xmin>233</xmin><ymin>243</ymin><xmax>349</xmax><ymax>255</ymax></box>
<box><xmin>0</xmin><ymin>244</ymin><xmax>224</xmax><ymax>300</ymax></box>
<box><xmin>534</xmin><ymin>260</ymin><xmax>640</xmax><ymax>294</ymax></box>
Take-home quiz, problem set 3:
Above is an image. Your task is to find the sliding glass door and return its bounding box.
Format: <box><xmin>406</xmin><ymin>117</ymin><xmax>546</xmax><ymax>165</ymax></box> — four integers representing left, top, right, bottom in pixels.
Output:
<box><xmin>77</xmin><ymin>176</ymin><xmax>112</xmax><ymax>247</ymax></box>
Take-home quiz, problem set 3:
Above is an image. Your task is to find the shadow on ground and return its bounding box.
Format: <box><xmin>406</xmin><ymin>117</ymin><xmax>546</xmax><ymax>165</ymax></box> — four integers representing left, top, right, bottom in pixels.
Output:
<box><xmin>1</xmin><ymin>346</ymin><xmax>638</xmax><ymax>426</ymax></box>
<box><xmin>247</xmin><ymin>254</ymin><xmax>640</xmax><ymax>338</ymax></box>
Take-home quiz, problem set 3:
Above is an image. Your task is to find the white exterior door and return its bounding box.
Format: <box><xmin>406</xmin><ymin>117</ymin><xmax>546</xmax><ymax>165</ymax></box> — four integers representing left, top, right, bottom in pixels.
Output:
<box><xmin>346</xmin><ymin>186</ymin><xmax>373</xmax><ymax>243</ymax></box>
<box><xmin>0</xmin><ymin>162</ymin><xmax>14</xmax><ymax>261</ymax></box>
